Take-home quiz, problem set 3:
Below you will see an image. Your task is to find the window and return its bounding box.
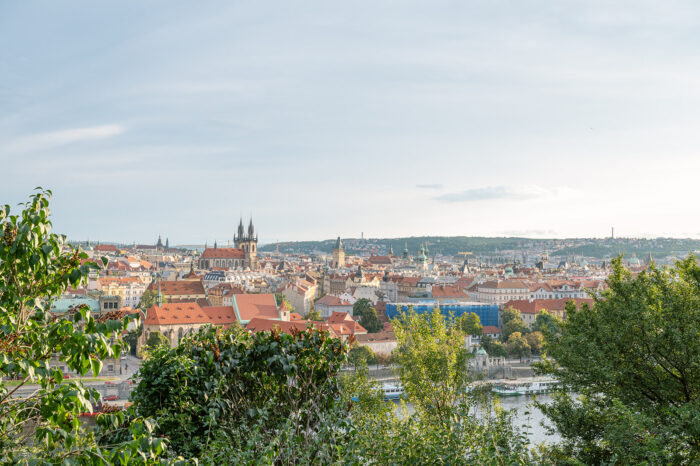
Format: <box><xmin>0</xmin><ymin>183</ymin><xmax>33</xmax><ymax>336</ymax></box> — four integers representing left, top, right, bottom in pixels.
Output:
<box><xmin>107</xmin><ymin>364</ymin><xmax>114</xmax><ymax>372</ymax></box>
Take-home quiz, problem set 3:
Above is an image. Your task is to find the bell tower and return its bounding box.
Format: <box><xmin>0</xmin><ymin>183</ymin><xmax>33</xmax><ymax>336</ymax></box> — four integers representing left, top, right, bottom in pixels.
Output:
<box><xmin>234</xmin><ymin>216</ymin><xmax>258</xmax><ymax>270</ymax></box>
<box><xmin>332</xmin><ymin>236</ymin><xmax>345</xmax><ymax>268</ymax></box>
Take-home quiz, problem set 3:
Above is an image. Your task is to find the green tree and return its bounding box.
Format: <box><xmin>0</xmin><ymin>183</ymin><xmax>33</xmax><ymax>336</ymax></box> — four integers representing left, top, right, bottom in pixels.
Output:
<box><xmin>458</xmin><ymin>312</ymin><xmax>483</xmax><ymax>336</ymax></box>
<box><xmin>532</xmin><ymin>310</ymin><xmax>561</xmax><ymax>335</ymax></box>
<box><xmin>139</xmin><ymin>289</ymin><xmax>167</xmax><ymax>309</ymax></box>
<box><xmin>352</xmin><ymin>298</ymin><xmax>373</xmax><ymax>316</ymax></box>
<box><xmin>392</xmin><ymin>307</ymin><xmax>471</xmax><ymax>424</ymax></box>
<box><xmin>500</xmin><ymin>307</ymin><xmax>528</xmax><ymax>340</ymax></box>
<box><xmin>358</xmin><ymin>305</ymin><xmax>383</xmax><ymax>333</ymax></box>
<box><xmin>348</xmin><ymin>344</ymin><xmax>377</xmax><ymax>369</ymax></box>
<box><xmin>480</xmin><ymin>334</ymin><xmax>508</xmax><ymax>358</ymax></box>
<box><xmin>124</xmin><ymin>323</ymin><xmax>143</xmax><ymax>355</ymax></box>
<box><xmin>146</xmin><ymin>331</ymin><xmax>170</xmax><ymax>349</ymax></box>
<box><xmin>305</xmin><ymin>307</ymin><xmax>322</xmax><ymax>321</ymax></box>
<box><xmin>0</xmin><ymin>189</ymin><xmax>166</xmax><ymax>463</ymax></box>
<box><xmin>537</xmin><ymin>256</ymin><xmax>700</xmax><ymax>464</ymax></box>
<box><xmin>506</xmin><ymin>332</ymin><xmax>531</xmax><ymax>360</ymax></box>
<box><xmin>525</xmin><ymin>331</ymin><xmax>543</xmax><ymax>354</ymax></box>
<box><xmin>274</xmin><ymin>292</ymin><xmax>294</xmax><ymax>312</ymax></box>
<box><xmin>132</xmin><ymin>324</ymin><xmax>349</xmax><ymax>459</ymax></box>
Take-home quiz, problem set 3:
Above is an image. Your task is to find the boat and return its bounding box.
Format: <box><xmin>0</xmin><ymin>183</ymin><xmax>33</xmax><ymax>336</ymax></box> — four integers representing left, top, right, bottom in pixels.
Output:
<box><xmin>383</xmin><ymin>383</ymin><xmax>404</xmax><ymax>400</ymax></box>
<box><xmin>491</xmin><ymin>378</ymin><xmax>558</xmax><ymax>397</ymax></box>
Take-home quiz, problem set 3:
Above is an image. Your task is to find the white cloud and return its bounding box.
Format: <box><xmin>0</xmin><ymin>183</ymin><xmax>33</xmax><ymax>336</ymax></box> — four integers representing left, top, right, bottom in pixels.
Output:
<box><xmin>2</xmin><ymin>124</ymin><xmax>125</xmax><ymax>153</ymax></box>
<box><xmin>434</xmin><ymin>185</ymin><xmax>577</xmax><ymax>203</ymax></box>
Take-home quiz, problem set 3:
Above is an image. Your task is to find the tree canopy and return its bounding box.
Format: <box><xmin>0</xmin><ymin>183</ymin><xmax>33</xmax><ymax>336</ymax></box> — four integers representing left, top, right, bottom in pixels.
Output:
<box><xmin>305</xmin><ymin>307</ymin><xmax>322</xmax><ymax>321</ymax></box>
<box><xmin>532</xmin><ymin>310</ymin><xmax>560</xmax><ymax>335</ymax></box>
<box><xmin>537</xmin><ymin>255</ymin><xmax>700</xmax><ymax>464</ymax></box>
<box><xmin>355</xmin><ymin>299</ymin><xmax>383</xmax><ymax>333</ymax></box>
<box><xmin>139</xmin><ymin>289</ymin><xmax>166</xmax><ymax>310</ymax></box>
<box><xmin>146</xmin><ymin>331</ymin><xmax>170</xmax><ymax>349</ymax></box>
<box><xmin>392</xmin><ymin>307</ymin><xmax>471</xmax><ymax>423</ymax></box>
<box><xmin>458</xmin><ymin>312</ymin><xmax>483</xmax><ymax>336</ymax></box>
<box><xmin>0</xmin><ymin>189</ymin><xmax>166</xmax><ymax>463</ymax></box>
<box><xmin>506</xmin><ymin>332</ymin><xmax>531</xmax><ymax>359</ymax></box>
<box><xmin>133</xmin><ymin>324</ymin><xmax>349</xmax><ymax>460</ymax></box>
<box><xmin>500</xmin><ymin>307</ymin><xmax>528</xmax><ymax>341</ymax></box>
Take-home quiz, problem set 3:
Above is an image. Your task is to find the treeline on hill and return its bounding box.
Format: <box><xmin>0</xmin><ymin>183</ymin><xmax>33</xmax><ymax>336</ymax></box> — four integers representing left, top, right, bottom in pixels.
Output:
<box><xmin>3</xmin><ymin>189</ymin><xmax>700</xmax><ymax>464</ymax></box>
<box><xmin>261</xmin><ymin>236</ymin><xmax>700</xmax><ymax>259</ymax></box>
<box><xmin>261</xmin><ymin>236</ymin><xmax>551</xmax><ymax>255</ymax></box>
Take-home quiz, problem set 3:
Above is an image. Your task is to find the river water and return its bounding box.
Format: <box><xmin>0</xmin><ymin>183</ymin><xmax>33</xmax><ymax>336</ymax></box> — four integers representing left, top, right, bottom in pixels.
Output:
<box><xmin>494</xmin><ymin>393</ymin><xmax>560</xmax><ymax>445</ymax></box>
<box><xmin>394</xmin><ymin>393</ymin><xmax>560</xmax><ymax>445</ymax></box>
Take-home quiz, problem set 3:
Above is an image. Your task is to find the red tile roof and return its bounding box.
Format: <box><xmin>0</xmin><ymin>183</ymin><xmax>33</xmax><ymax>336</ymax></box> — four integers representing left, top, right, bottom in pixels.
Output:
<box><xmin>200</xmin><ymin>247</ymin><xmax>244</xmax><ymax>259</ymax></box>
<box><xmin>233</xmin><ymin>293</ymin><xmax>279</xmax><ymax>321</ymax></box>
<box><xmin>504</xmin><ymin>298</ymin><xmax>595</xmax><ymax>314</ymax></box>
<box><xmin>144</xmin><ymin>303</ymin><xmax>237</xmax><ymax>326</ymax></box>
<box><xmin>146</xmin><ymin>280</ymin><xmax>206</xmax><ymax>296</ymax></box>
<box><xmin>479</xmin><ymin>279</ymin><xmax>528</xmax><ymax>289</ymax></box>
<box><xmin>316</xmin><ymin>295</ymin><xmax>352</xmax><ymax>306</ymax></box>
<box><xmin>431</xmin><ymin>285</ymin><xmax>468</xmax><ymax>299</ymax></box>
<box><xmin>400</xmin><ymin>276</ymin><xmax>421</xmax><ymax>286</ymax></box>
<box><xmin>355</xmin><ymin>330</ymin><xmax>395</xmax><ymax>342</ymax></box>
<box><xmin>94</xmin><ymin>244</ymin><xmax>118</xmax><ymax>252</ymax></box>
<box><xmin>482</xmin><ymin>325</ymin><xmax>501</xmax><ymax>334</ymax></box>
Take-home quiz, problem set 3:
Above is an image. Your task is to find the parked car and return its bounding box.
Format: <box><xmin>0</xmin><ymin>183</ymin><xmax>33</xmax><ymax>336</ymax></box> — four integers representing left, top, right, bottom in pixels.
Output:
<box><xmin>103</xmin><ymin>395</ymin><xmax>118</xmax><ymax>401</ymax></box>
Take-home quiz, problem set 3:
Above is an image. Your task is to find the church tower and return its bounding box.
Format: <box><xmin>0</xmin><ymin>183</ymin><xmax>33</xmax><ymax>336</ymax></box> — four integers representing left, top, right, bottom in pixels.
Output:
<box><xmin>234</xmin><ymin>216</ymin><xmax>258</xmax><ymax>270</ymax></box>
<box><xmin>332</xmin><ymin>236</ymin><xmax>345</xmax><ymax>268</ymax></box>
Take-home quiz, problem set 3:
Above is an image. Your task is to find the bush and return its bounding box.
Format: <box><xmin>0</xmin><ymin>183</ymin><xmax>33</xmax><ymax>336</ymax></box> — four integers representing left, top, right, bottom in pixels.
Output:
<box><xmin>131</xmin><ymin>325</ymin><xmax>349</xmax><ymax>459</ymax></box>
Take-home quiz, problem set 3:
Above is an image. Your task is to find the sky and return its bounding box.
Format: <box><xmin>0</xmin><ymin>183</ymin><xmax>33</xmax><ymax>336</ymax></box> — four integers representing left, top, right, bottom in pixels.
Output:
<box><xmin>2</xmin><ymin>1</ymin><xmax>700</xmax><ymax>245</ymax></box>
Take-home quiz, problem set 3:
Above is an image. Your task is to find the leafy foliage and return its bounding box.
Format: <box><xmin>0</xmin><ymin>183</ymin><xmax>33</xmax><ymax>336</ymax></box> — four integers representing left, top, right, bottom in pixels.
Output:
<box><xmin>392</xmin><ymin>307</ymin><xmax>471</xmax><ymax>424</ymax></box>
<box><xmin>525</xmin><ymin>331</ymin><xmax>543</xmax><ymax>354</ymax></box>
<box><xmin>131</xmin><ymin>324</ymin><xmax>348</xmax><ymax>459</ymax></box>
<box><xmin>506</xmin><ymin>332</ymin><xmax>531</xmax><ymax>359</ymax></box>
<box><xmin>138</xmin><ymin>290</ymin><xmax>166</xmax><ymax>310</ymax></box>
<box><xmin>501</xmin><ymin>307</ymin><xmax>528</xmax><ymax>341</ymax></box>
<box><xmin>537</xmin><ymin>255</ymin><xmax>700</xmax><ymax>463</ymax></box>
<box><xmin>0</xmin><ymin>189</ymin><xmax>166</xmax><ymax>463</ymax></box>
<box><xmin>532</xmin><ymin>310</ymin><xmax>560</xmax><ymax>336</ymax></box>
<box><xmin>347</xmin><ymin>344</ymin><xmax>377</xmax><ymax>369</ymax></box>
<box><xmin>480</xmin><ymin>334</ymin><xmax>508</xmax><ymax>358</ymax></box>
<box><xmin>305</xmin><ymin>307</ymin><xmax>322</xmax><ymax>321</ymax></box>
<box><xmin>145</xmin><ymin>331</ymin><xmax>170</xmax><ymax>349</ymax></box>
<box><xmin>274</xmin><ymin>293</ymin><xmax>294</xmax><ymax>312</ymax></box>
<box><xmin>355</xmin><ymin>298</ymin><xmax>383</xmax><ymax>333</ymax></box>
<box><xmin>458</xmin><ymin>311</ymin><xmax>483</xmax><ymax>336</ymax></box>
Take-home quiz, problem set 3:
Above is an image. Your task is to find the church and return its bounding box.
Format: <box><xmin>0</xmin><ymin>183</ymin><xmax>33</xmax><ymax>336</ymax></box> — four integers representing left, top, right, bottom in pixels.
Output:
<box><xmin>198</xmin><ymin>218</ymin><xmax>259</xmax><ymax>270</ymax></box>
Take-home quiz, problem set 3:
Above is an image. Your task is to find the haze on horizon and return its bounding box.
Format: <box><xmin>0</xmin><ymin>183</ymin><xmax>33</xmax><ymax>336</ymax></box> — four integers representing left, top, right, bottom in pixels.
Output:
<box><xmin>2</xmin><ymin>1</ymin><xmax>699</xmax><ymax>244</ymax></box>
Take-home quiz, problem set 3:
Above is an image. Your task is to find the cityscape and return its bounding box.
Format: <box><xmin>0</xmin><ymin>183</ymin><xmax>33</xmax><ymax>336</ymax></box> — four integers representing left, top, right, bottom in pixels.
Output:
<box><xmin>3</xmin><ymin>1</ymin><xmax>700</xmax><ymax>464</ymax></box>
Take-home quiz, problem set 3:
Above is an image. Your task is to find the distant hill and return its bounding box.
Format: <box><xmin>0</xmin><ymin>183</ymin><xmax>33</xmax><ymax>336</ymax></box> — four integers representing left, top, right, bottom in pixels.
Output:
<box><xmin>259</xmin><ymin>236</ymin><xmax>700</xmax><ymax>260</ymax></box>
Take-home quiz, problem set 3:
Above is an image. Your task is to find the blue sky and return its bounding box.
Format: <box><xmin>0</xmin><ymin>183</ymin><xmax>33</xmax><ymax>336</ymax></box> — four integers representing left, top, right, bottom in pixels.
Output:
<box><xmin>2</xmin><ymin>1</ymin><xmax>700</xmax><ymax>244</ymax></box>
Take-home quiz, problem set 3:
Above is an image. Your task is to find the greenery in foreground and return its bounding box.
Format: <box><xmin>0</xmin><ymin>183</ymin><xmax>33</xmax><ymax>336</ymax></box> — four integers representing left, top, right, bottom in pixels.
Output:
<box><xmin>133</xmin><ymin>311</ymin><xmax>543</xmax><ymax>464</ymax></box>
<box><xmin>0</xmin><ymin>190</ymin><xmax>168</xmax><ymax>464</ymax></box>
<box><xmin>537</xmin><ymin>255</ymin><xmax>700</xmax><ymax>464</ymax></box>
<box><xmin>5</xmin><ymin>188</ymin><xmax>700</xmax><ymax>464</ymax></box>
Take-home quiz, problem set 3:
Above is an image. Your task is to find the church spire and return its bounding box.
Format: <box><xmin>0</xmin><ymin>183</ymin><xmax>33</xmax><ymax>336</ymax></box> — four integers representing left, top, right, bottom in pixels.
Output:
<box><xmin>248</xmin><ymin>216</ymin><xmax>255</xmax><ymax>239</ymax></box>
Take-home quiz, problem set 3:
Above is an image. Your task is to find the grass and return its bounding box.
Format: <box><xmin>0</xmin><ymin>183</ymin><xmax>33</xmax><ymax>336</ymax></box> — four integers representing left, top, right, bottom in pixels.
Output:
<box><xmin>2</xmin><ymin>376</ymin><xmax>120</xmax><ymax>387</ymax></box>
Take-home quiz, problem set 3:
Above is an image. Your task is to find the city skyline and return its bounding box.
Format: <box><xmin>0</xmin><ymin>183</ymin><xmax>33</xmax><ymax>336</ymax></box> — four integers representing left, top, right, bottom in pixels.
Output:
<box><xmin>3</xmin><ymin>1</ymin><xmax>700</xmax><ymax>243</ymax></box>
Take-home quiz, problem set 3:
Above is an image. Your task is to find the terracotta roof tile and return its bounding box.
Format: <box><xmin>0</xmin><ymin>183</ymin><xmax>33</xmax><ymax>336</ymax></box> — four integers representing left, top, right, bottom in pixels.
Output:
<box><xmin>200</xmin><ymin>247</ymin><xmax>245</xmax><ymax>259</ymax></box>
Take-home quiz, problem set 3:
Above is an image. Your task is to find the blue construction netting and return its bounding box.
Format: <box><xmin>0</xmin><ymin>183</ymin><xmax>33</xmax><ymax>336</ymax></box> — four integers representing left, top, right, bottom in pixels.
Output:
<box><xmin>385</xmin><ymin>302</ymin><xmax>499</xmax><ymax>327</ymax></box>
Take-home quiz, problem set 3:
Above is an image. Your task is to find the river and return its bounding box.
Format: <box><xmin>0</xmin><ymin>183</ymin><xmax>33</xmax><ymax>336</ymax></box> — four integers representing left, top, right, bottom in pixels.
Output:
<box><xmin>493</xmin><ymin>393</ymin><xmax>560</xmax><ymax>445</ymax></box>
<box><xmin>394</xmin><ymin>393</ymin><xmax>560</xmax><ymax>445</ymax></box>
